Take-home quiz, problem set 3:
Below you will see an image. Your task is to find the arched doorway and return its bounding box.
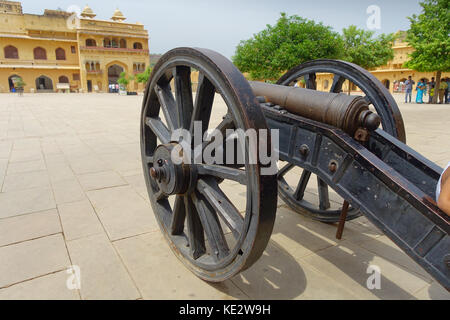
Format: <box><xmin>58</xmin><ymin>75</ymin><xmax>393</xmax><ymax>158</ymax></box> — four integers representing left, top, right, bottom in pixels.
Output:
<box><xmin>382</xmin><ymin>79</ymin><xmax>390</xmax><ymax>90</ymax></box>
<box><xmin>8</xmin><ymin>75</ymin><xmax>22</xmax><ymax>91</ymax></box>
<box><xmin>35</xmin><ymin>75</ymin><xmax>53</xmax><ymax>91</ymax></box>
<box><xmin>108</xmin><ymin>64</ymin><xmax>124</xmax><ymax>93</ymax></box>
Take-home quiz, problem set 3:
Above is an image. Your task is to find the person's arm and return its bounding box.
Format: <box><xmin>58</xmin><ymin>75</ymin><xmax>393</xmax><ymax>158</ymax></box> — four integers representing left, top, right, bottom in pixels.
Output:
<box><xmin>438</xmin><ymin>168</ymin><xmax>450</xmax><ymax>215</ymax></box>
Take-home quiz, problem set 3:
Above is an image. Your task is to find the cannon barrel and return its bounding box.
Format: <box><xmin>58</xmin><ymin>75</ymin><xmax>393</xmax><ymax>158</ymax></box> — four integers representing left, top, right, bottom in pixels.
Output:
<box><xmin>249</xmin><ymin>81</ymin><xmax>381</xmax><ymax>136</ymax></box>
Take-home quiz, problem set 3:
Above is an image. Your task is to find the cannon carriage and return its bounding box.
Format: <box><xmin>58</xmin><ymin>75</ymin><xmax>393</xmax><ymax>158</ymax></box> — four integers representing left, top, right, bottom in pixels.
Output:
<box><xmin>140</xmin><ymin>47</ymin><xmax>449</xmax><ymax>289</ymax></box>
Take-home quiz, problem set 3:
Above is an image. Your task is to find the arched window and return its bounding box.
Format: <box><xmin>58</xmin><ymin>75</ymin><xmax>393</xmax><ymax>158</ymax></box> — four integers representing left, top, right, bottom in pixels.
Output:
<box><xmin>103</xmin><ymin>38</ymin><xmax>111</xmax><ymax>48</ymax></box>
<box><xmin>4</xmin><ymin>45</ymin><xmax>19</xmax><ymax>59</ymax></box>
<box><xmin>119</xmin><ymin>39</ymin><xmax>127</xmax><ymax>48</ymax></box>
<box><xmin>58</xmin><ymin>76</ymin><xmax>69</xmax><ymax>83</ymax></box>
<box><xmin>33</xmin><ymin>47</ymin><xmax>47</xmax><ymax>60</ymax></box>
<box><xmin>111</xmin><ymin>39</ymin><xmax>118</xmax><ymax>48</ymax></box>
<box><xmin>86</xmin><ymin>39</ymin><xmax>97</xmax><ymax>47</ymax></box>
<box><xmin>55</xmin><ymin>48</ymin><xmax>66</xmax><ymax>60</ymax></box>
<box><xmin>133</xmin><ymin>42</ymin><xmax>143</xmax><ymax>50</ymax></box>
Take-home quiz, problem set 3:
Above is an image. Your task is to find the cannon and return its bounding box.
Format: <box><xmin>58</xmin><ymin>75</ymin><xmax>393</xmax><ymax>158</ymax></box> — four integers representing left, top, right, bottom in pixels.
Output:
<box><xmin>140</xmin><ymin>47</ymin><xmax>449</xmax><ymax>289</ymax></box>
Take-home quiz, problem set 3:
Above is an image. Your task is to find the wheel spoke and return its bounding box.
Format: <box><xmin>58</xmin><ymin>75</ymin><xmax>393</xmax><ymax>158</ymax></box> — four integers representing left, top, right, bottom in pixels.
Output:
<box><xmin>153</xmin><ymin>187</ymin><xmax>166</xmax><ymax>201</ymax></box>
<box><xmin>192</xmin><ymin>191</ymin><xmax>230</xmax><ymax>261</ymax></box>
<box><xmin>155</xmin><ymin>84</ymin><xmax>178</xmax><ymax>130</ymax></box>
<box><xmin>145</xmin><ymin>117</ymin><xmax>171</xmax><ymax>144</ymax></box>
<box><xmin>202</xmin><ymin>114</ymin><xmax>236</xmax><ymax>157</ymax></box>
<box><xmin>170</xmin><ymin>195</ymin><xmax>186</xmax><ymax>235</ymax></box>
<box><xmin>304</xmin><ymin>73</ymin><xmax>317</xmax><ymax>90</ymax></box>
<box><xmin>173</xmin><ymin>66</ymin><xmax>194</xmax><ymax>129</ymax></box>
<box><xmin>363</xmin><ymin>96</ymin><xmax>372</xmax><ymax>105</ymax></box>
<box><xmin>293</xmin><ymin>170</ymin><xmax>312</xmax><ymax>200</ymax></box>
<box><xmin>184</xmin><ymin>195</ymin><xmax>206</xmax><ymax>260</ymax></box>
<box><xmin>317</xmin><ymin>177</ymin><xmax>331</xmax><ymax>210</ymax></box>
<box><xmin>197</xmin><ymin>178</ymin><xmax>244</xmax><ymax>239</ymax></box>
<box><xmin>215</xmin><ymin>113</ymin><xmax>235</xmax><ymax>136</ymax></box>
<box><xmin>278</xmin><ymin>163</ymin><xmax>294</xmax><ymax>177</ymax></box>
<box><xmin>330</xmin><ymin>74</ymin><xmax>345</xmax><ymax>93</ymax></box>
<box><xmin>196</xmin><ymin>164</ymin><xmax>247</xmax><ymax>185</ymax></box>
<box><xmin>190</xmin><ymin>73</ymin><xmax>215</xmax><ymax>134</ymax></box>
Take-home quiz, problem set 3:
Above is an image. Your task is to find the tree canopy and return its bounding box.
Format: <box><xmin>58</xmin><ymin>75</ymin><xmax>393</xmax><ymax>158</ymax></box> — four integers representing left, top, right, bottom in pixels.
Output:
<box><xmin>404</xmin><ymin>0</ymin><xmax>449</xmax><ymax>73</ymax></box>
<box><xmin>135</xmin><ymin>66</ymin><xmax>152</xmax><ymax>84</ymax></box>
<box><xmin>342</xmin><ymin>25</ymin><xmax>395</xmax><ymax>69</ymax></box>
<box><xmin>232</xmin><ymin>14</ymin><xmax>396</xmax><ymax>80</ymax></box>
<box><xmin>232</xmin><ymin>13</ymin><xmax>344</xmax><ymax>80</ymax></box>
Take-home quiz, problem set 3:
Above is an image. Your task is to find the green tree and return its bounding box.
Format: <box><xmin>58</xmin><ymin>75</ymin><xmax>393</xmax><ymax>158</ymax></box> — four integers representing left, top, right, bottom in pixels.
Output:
<box><xmin>404</xmin><ymin>0</ymin><xmax>450</xmax><ymax>103</ymax></box>
<box><xmin>117</xmin><ymin>71</ymin><xmax>130</xmax><ymax>90</ymax></box>
<box><xmin>341</xmin><ymin>25</ymin><xmax>395</xmax><ymax>93</ymax></box>
<box><xmin>232</xmin><ymin>13</ymin><xmax>344</xmax><ymax>80</ymax></box>
<box><xmin>342</xmin><ymin>25</ymin><xmax>395</xmax><ymax>69</ymax></box>
<box><xmin>136</xmin><ymin>66</ymin><xmax>152</xmax><ymax>84</ymax></box>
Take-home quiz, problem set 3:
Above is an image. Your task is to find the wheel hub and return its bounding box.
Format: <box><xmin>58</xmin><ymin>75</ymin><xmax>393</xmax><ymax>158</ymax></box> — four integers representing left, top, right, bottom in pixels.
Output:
<box><xmin>150</xmin><ymin>143</ymin><xmax>193</xmax><ymax>195</ymax></box>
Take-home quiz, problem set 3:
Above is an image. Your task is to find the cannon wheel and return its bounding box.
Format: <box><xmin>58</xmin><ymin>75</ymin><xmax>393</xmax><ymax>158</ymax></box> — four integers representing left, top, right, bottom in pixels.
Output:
<box><xmin>276</xmin><ymin>59</ymin><xmax>406</xmax><ymax>222</ymax></box>
<box><xmin>140</xmin><ymin>47</ymin><xmax>277</xmax><ymax>282</ymax></box>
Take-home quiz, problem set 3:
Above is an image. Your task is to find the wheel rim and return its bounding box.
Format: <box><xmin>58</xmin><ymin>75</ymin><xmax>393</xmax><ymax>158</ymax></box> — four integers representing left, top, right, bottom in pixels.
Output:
<box><xmin>140</xmin><ymin>47</ymin><xmax>277</xmax><ymax>281</ymax></box>
<box><xmin>276</xmin><ymin>59</ymin><xmax>406</xmax><ymax>222</ymax></box>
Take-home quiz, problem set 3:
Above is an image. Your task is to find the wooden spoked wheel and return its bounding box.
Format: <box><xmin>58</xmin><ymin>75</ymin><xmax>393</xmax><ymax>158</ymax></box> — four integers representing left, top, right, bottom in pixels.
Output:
<box><xmin>276</xmin><ymin>59</ymin><xmax>406</xmax><ymax>222</ymax></box>
<box><xmin>140</xmin><ymin>47</ymin><xmax>277</xmax><ymax>282</ymax></box>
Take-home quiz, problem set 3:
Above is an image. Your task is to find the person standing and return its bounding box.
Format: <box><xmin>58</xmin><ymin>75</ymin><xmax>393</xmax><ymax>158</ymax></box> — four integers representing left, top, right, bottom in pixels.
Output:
<box><xmin>428</xmin><ymin>77</ymin><xmax>435</xmax><ymax>104</ymax></box>
<box><xmin>404</xmin><ymin>76</ymin><xmax>415</xmax><ymax>103</ymax></box>
<box><xmin>438</xmin><ymin>78</ymin><xmax>448</xmax><ymax>104</ymax></box>
<box><xmin>415</xmin><ymin>79</ymin><xmax>426</xmax><ymax>104</ymax></box>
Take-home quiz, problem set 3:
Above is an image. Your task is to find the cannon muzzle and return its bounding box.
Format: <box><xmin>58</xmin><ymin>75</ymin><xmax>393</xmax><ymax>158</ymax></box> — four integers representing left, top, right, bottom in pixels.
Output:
<box><xmin>249</xmin><ymin>81</ymin><xmax>381</xmax><ymax>136</ymax></box>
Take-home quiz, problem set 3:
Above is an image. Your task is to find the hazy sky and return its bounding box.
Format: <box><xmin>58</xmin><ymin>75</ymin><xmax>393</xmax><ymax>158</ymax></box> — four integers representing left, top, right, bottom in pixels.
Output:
<box><xmin>19</xmin><ymin>0</ymin><xmax>422</xmax><ymax>58</ymax></box>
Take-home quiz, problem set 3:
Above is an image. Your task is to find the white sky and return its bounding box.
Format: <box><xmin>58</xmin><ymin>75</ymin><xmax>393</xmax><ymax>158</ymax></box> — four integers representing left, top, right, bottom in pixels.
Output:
<box><xmin>18</xmin><ymin>0</ymin><xmax>422</xmax><ymax>58</ymax></box>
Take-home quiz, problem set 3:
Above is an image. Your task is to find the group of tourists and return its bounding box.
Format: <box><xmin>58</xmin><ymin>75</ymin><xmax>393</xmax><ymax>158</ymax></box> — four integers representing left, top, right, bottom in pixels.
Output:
<box><xmin>404</xmin><ymin>76</ymin><xmax>450</xmax><ymax>104</ymax></box>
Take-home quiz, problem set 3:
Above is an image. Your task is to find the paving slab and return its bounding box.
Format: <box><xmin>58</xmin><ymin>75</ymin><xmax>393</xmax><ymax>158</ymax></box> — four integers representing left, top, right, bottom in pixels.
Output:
<box><xmin>412</xmin><ymin>282</ymin><xmax>450</xmax><ymax>300</ymax></box>
<box><xmin>51</xmin><ymin>178</ymin><xmax>86</xmax><ymax>204</ymax></box>
<box><xmin>0</xmin><ymin>271</ymin><xmax>80</xmax><ymax>300</ymax></box>
<box><xmin>9</xmin><ymin>148</ymin><xmax>43</xmax><ymax>163</ymax></box>
<box><xmin>6</xmin><ymin>159</ymin><xmax>46</xmax><ymax>175</ymax></box>
<box><xmin>231</xmin><ymin>241</ymin><xmax>358</xmax><ymax>300</ymax></box>
<box><xmin>0</xmin><ymin>187</ymin><xmax>55</xmax><ymax>219</ymax></box>
<box><xmin>66</xmin><ymin>233</ymin><xmax>140</xmax><ymax>300</ymax></box>
<box><xmin>114</xmin><ymin>232</ymin><xmax>247</xmax><ymax>300</ymax></box>
<box><xmin>86</xmin><ymin>185</ymin><xmax>158</xmax><ymax>241</ymax></box>
<box><xmin>2</xmin><ymin>170</ymin><xmax>50</xmax><ymax>192</ymax></box>
<box><xmin>0</xmin><ymin>234</ymin><xmax>70</xmax><ymax>288</ymax></box>
<box><xmin>57</xmin><ymin>200</ymin><xmax>104</xmax><ymax>241</ymax></box>
<box><xmin>300</xmin><ymin>240</ymin><xmax>431</xmax><ymax>299</ymax></box>
<box><xmin>0</xmin><ymin>209</ymin><xmax>61</xmax><ymax>247</ymax></box>
<box><xmin>78</xmin><ymin>170</ymin><xmax>127</xmax><ymax>191</ymax></box>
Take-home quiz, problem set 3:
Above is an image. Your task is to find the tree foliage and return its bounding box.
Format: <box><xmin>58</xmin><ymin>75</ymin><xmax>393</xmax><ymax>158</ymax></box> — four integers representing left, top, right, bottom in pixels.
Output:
<box><xmin>136</xmin><ymin>66</ymin><xmax>152</xmax><ymax>84</ymax></box>
<box><xmin>403</xmin><ymin>0</ymin><xmax>450</xmax><ymax>73</ymax></box>
<box><xmin>342</xmin><ymin>25</ymin><xmax>395</xmax><ymax>69</ymax></box>
<box><xmin>232</xmin><ymin>13</ymin><xmax>344</xmax><ymax>80</ymax></box>
<box><xmin>117</xmin><ymin>71</ymin><xmax>131</xmax><ymax>91</ymax></box>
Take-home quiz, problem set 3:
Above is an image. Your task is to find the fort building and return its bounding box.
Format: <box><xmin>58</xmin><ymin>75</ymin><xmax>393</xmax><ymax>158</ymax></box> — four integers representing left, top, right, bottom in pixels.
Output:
<box><xmin>0</xmin><ymin>1</ymin><xmax>149</xmax><ymax>93</ymax></box>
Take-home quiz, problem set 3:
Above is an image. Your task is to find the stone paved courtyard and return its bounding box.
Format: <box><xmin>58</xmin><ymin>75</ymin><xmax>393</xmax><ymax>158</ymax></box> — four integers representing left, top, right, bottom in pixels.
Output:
<box><xmin>0</xmin><ymin>92</ymin><xmax>449</xmax><ymax>300</ymax></box>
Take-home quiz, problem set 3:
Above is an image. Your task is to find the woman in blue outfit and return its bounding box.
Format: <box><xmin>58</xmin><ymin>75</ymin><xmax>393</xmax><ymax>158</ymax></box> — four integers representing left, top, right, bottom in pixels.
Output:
<box><xmin>415</xmin><ymin>79</ymin><xmax>426</xmax><ymax>103</ymax></box>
